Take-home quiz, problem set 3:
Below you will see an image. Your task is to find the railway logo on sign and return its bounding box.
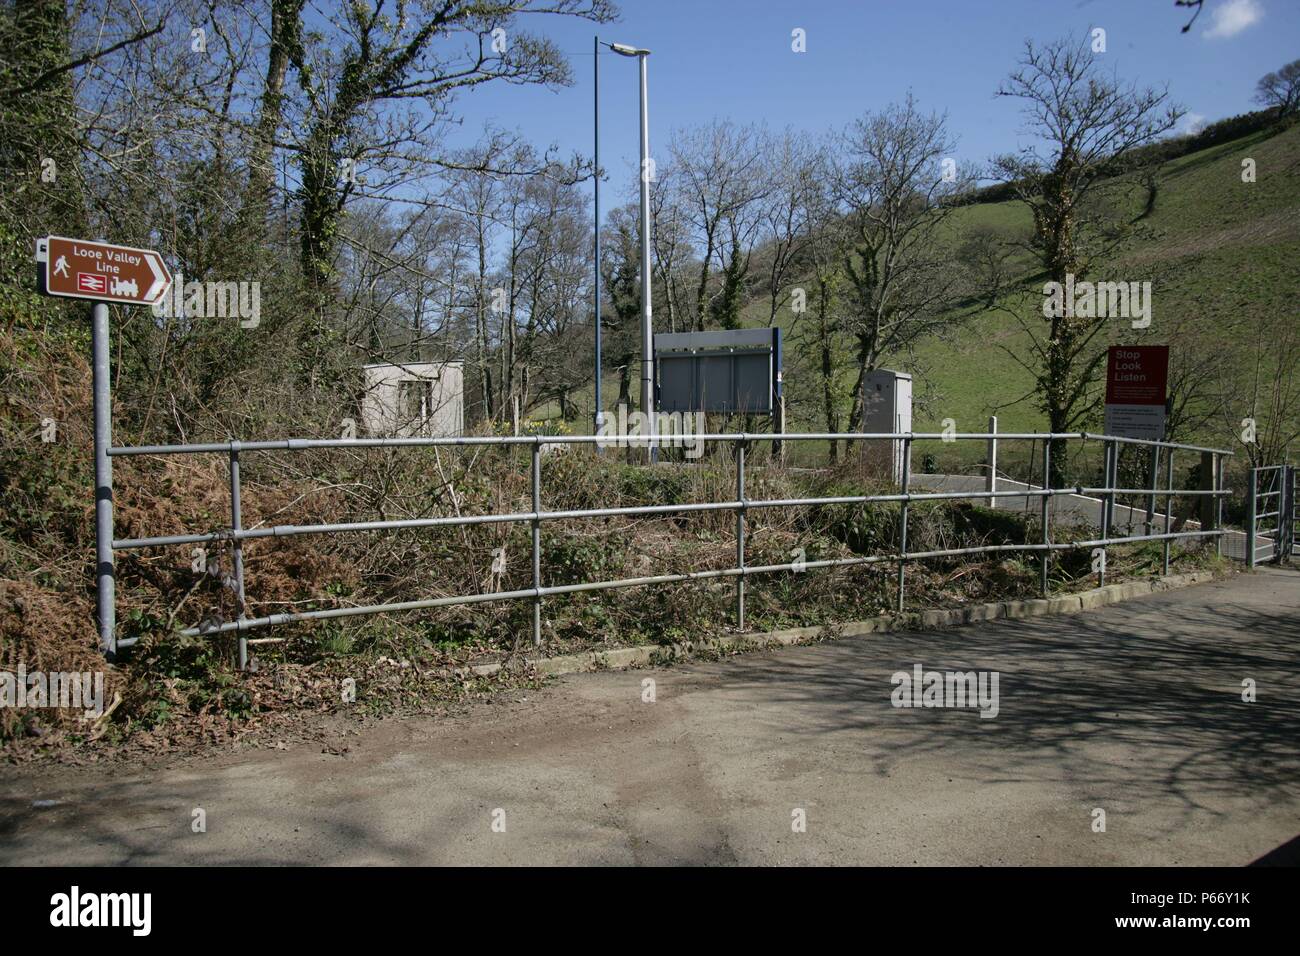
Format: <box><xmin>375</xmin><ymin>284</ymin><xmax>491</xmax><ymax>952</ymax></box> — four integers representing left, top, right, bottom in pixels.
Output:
<box><xmin>37</xmin><ymin>235</ymin><xmax>172</xmax><ymax>306</ymax></box>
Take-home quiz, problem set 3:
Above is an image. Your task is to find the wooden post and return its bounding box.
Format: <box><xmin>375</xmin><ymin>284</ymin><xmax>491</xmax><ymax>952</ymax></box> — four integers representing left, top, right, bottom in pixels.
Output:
<box><xmin>1198</xmin><ymin>451</ymin><xmax>1217</xmax><ymax>531</ymax></box>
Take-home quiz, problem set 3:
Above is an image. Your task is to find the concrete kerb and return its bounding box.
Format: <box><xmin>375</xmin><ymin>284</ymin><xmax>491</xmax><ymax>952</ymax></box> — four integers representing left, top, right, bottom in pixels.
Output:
<box><xmin>461</xmin><ymin>569</ymin><xmax>1226</xmax><ymax>681</ymax></box>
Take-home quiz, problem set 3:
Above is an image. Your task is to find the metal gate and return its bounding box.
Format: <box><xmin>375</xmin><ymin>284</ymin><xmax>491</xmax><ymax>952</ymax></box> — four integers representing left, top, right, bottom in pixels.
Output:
<box><xmin>1244</xmin><ymin>464</ymin><xmax>1295</xmax><ymax>567</ymax></box>
<box><xmin>1293</xmin><ymin>466</ymin><xmax>1300</xmax><ymax>559</ymax></box>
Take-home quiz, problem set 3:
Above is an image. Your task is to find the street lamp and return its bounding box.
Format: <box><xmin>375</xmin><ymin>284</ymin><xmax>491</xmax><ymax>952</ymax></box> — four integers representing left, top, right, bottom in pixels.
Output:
<box><xmin>597</xmin><ymin>38</ymin><xmax>656</xmax><ymax>462</ymax></box>
<box><xmin>593</xmin><ymin>35</ymin><xmax>603</xmax><ymax>442</ymax></box>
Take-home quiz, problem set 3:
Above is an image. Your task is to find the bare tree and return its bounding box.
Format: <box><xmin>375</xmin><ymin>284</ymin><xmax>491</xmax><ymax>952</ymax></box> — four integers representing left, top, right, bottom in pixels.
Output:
<box><xmin>669</xmin><ymin>121</ymin><xmax>772</xmax><ymax>331</ymax></box>
<box><xmin>649</xmin><ymin>166</ymin><xmax>690</xmax><ymax>334</ymax></box>
<box><xmin>992</xmin><ymin>36</ymin><xmax>1181</xmax><ymax>486</ymax></box>
<box><xmin>1253</xmin><ymin>58</ymin><xmax>1300</xmax><ymax>118</ymax></box>
<box><xmin>285</xmin><ymin>0</ymin><xmax>614</xmax><ymax>380</ymax></box>
<box><xmin>789</xmin><ymin>151</ymin><xmax>850</xmax><ymax>462</ymax></box>
<box><xmin>958</xmin><ymin>223</ymin><xmax>1016</xmax><ymax>309</ymax></box>
<box><xmin>758</xmin><ymin>129</ymin><xmax>819</xmax><ymax>327</ymax></box>
<box><xmin>1216</xmin><ymin>314</ymin><xmax>1300</xmax><ymax>469</ymax></box>
<box><xmin>599</xmin><ymin>202</ymin><xmax>643</xmax><ymax>411</ymax></box>
<box><xmin>237</xmin><ymin>0</ymin><xmax>306</xmax><ymax>252</ymax></box>
<box><xmin>832</xmin><ymin>95</ymin><xmax>973</xmax><ymax>436</ymax></box>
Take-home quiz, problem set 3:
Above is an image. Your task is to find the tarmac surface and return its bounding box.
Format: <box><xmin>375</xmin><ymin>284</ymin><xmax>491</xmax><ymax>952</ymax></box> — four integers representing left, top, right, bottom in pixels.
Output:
<box><xmin>2</xmin><ymin>568</ymin><xmax>1298</xmax><ymax>866</ymax></box>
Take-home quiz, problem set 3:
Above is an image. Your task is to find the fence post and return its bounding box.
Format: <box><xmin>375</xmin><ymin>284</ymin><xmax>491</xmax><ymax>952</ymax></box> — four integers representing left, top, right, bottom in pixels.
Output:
<box><xmin>1198</xmin><ymin>451</ymin><xmax>1217</xmax><ymax>532</ymax></box>
<box><xmin>531</xmin><ymin>438</ymin><xmax>542</xmax><ymax>646</ymax></box>
<box><xmin>773</xmin><ymin>395</ymin><xmax>785</xmax><ymax>464</ymax></box>
<box><xmin>1144</xmin><ymin>445</ymin><xmax>1159</xmax><ymax>537</ymax></box>
<box><xmin>986</xmin><ymin>415</ymin><xmax>997</xmax><ymax>509</ymax></box>
<box><xmin>1040</xmin><ymin>439</ymin><xmax>1051</xmax><ymax>596</ymax></box>
<box><xmin>1216</xmin><ymin>454</ymin><xmax>1226</xmax><ymax>560</ymax></box>
<box><xmin>92</xmin><ymin>302</ymin><xmax>116</xmax><ymax>659</ymax></box>
<box><xmin>897</xmin><ymin>436</ymin><xmax>912</xmax><ymax>614</ymax></box>
<box><xmin>1287</xmin><ymin>465</ymin><xmax>1297</xmax><ymax>564</ymax></box>
<box><xmin>229</xmin><ymin>442</ymin><xmax>249</xmax><ymax>670</ymax></box>
<box><xmin>1107</xmin><ymin>440</ymin><xmax>1118</xmax><ymax>532</ymax></box>
<box><xmin>1246</xmin><ymin>467</ymin><xmax>1258</xmax><ymax>569</ymax></box>
<box><xmin>736</xmin><ymin>438</ymin><xmax>746</xmax><ymax>630</ymax></box>
<box><xmin>1275</xmin><ymin>465</ymin><xmax>1288</xmax><ymax>566</ymax></box>
<box><xmin>1099</xmin><ymin>439</ymin><xmax>1114</xmax><ymax>588</ymax></box>
<box><xmin>1163</xmin><ymin>448</ymin><xmax>1174</xmax><ymax>576</ymax></box>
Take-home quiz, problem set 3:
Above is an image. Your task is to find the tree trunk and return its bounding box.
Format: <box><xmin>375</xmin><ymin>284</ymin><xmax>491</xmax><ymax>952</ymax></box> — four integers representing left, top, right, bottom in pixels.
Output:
<box><xmin>239</xmin><ymin>0</ymin><xmax>302</xmax><ymax>249</ymax></box>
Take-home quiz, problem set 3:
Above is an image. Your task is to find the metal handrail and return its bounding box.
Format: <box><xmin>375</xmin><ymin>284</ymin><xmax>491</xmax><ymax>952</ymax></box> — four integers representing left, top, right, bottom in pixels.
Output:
<box><xmin>103</xmin><ymin>431</ymin><xmax>1235</xmax><ymax>666</ymax></box>
<box><xmin>107</xmin><ymin>430</ymin><xmax>1232</xmax><ymax>456</ymax></box>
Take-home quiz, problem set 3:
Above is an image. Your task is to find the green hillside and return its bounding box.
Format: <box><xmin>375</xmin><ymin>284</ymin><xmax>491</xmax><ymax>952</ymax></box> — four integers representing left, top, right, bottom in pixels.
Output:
<box><xmin>746</xmin><ymin>122</ymin><xmax>1300</xmax><ymax>476</ymax></box>
<box><xmin>920</xmin><ymin>124</ymin><xmax>1297</xmax><ymax>471</ymax></box>
<box><xmin>527</xmin><ymin>123</ymin><xmax>1298</xmax><ymax>483</ymax></box>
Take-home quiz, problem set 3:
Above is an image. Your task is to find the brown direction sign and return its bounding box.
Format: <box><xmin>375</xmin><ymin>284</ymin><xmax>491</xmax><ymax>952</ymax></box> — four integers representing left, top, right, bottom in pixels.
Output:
<box><xmin>38</xmin><ymin>235</ymin><xmax>172</xmax><ymax>306</ymax></box>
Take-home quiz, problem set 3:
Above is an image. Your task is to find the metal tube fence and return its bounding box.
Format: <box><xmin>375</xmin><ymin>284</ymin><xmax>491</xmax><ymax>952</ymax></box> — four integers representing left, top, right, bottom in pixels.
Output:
<box><xmin>1039</xmin><ymin>440</ymin><xmax>1051</xmax><ymax>595</ymax></box>
<box><xmin>228</xmin><ymin>443</ymin><xmax>249</xmax><ymax>669</ymax></box>
<box><xmin>897</xmin><ymin>437</ymin><xmax>912</xmax><ymax>613</ymax></box>
<box><xmin>100</xmin><ymin>431</ymin><xmax>1234</xmax><ymax>662</ymax></box>
<box><xmin>1098</xmin><ymin>440</ymin><xmax>1113</xmax><ymax>587</ymax></box>
<box><xmin>1211</xmin><ymin>455</ymin><xmax>1222</xmax><ymax>561</ymax></box>
<box><xmin>1163</xmin><ymin>449</ymin><xmax>1174</xmax><ymax>576</ymax></box>
<box><xmin>736</xmin><ymin>440</ymin><xmax>747</xmax><ymax>631</ymax></box>
<box><xmin>1246</xmin><ymin>464</ymin><xmax>1293</xmax><ymax>566</ymax></box>
<box><xmin>531</xmin><ymin>441</ymin><xmax>542</xmax><ymax>647</ymax></box>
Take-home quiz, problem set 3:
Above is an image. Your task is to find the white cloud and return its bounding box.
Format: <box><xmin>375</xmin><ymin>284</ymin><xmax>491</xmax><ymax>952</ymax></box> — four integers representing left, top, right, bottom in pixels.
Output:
<box><xmin>1180</xmin><ymin>112</ymin><xmax>1207</xmax><ymax>135</ymax></box>
<box><xmin>1204</xmin><ymin>0</ymin><xmax>1264</xmax><ymax>39</ymax></box>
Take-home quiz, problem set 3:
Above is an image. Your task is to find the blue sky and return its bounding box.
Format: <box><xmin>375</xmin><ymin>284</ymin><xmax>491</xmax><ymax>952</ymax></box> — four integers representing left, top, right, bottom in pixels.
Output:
<box><xmin>443</xmin><ymin>0</ymin><xmax>1297</xmax><ymax>197</ymax></box>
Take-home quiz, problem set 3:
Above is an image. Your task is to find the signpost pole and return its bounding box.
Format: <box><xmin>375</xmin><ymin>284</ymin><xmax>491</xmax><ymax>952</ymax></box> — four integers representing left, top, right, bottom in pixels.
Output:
<box><xmin>92</xmin><ymin>302</ymin><xmax>116</xmax><ymax>658</ymax></box>
<box><xmin>39</xmin><ymin>235</ymin><xmax>172</xmax><ymax>661</ymax></box>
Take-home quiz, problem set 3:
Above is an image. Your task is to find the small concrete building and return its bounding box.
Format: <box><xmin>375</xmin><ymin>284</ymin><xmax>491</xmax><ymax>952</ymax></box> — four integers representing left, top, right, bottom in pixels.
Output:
<box><xmin>361</xmin><ymin>361</ymin><xmax>464</xmax><ymax>438</ymax></box>
<box><xmin>861</xmin><ymin>368</ymin><xmax>912</xmax><ymax>486</ymax></box>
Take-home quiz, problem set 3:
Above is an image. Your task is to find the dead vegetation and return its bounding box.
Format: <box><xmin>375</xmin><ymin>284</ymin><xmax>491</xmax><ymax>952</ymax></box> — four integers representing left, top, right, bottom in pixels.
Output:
<box><xmin>1</xmin><ymin>328</ymin><xmax>1222</xmax><ymax>760</ymax></box>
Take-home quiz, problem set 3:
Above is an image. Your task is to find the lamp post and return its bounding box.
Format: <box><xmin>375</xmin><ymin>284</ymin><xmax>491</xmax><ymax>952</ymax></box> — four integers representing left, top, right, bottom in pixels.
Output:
<box><xmin>592</xmin><ymin>35</ymin><xmax>603</xmax><ymax>442</ymax></box>
<box><xmin>607</xmin><ymin>40</ymin><xmax>656</xmax><ymax>463</ymax></box>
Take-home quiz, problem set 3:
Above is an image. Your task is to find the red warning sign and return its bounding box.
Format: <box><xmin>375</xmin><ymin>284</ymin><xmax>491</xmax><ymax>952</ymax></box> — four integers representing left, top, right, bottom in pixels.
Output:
<box><xmin>1104</xmin><ymin>346</ymin><xmax>1169</xmax><ymax>441</ymax></box>
<box><xmin>1105</xmin><ymin>346</ymin><xmax>1168</xmax><ymax>406</ymax></box>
